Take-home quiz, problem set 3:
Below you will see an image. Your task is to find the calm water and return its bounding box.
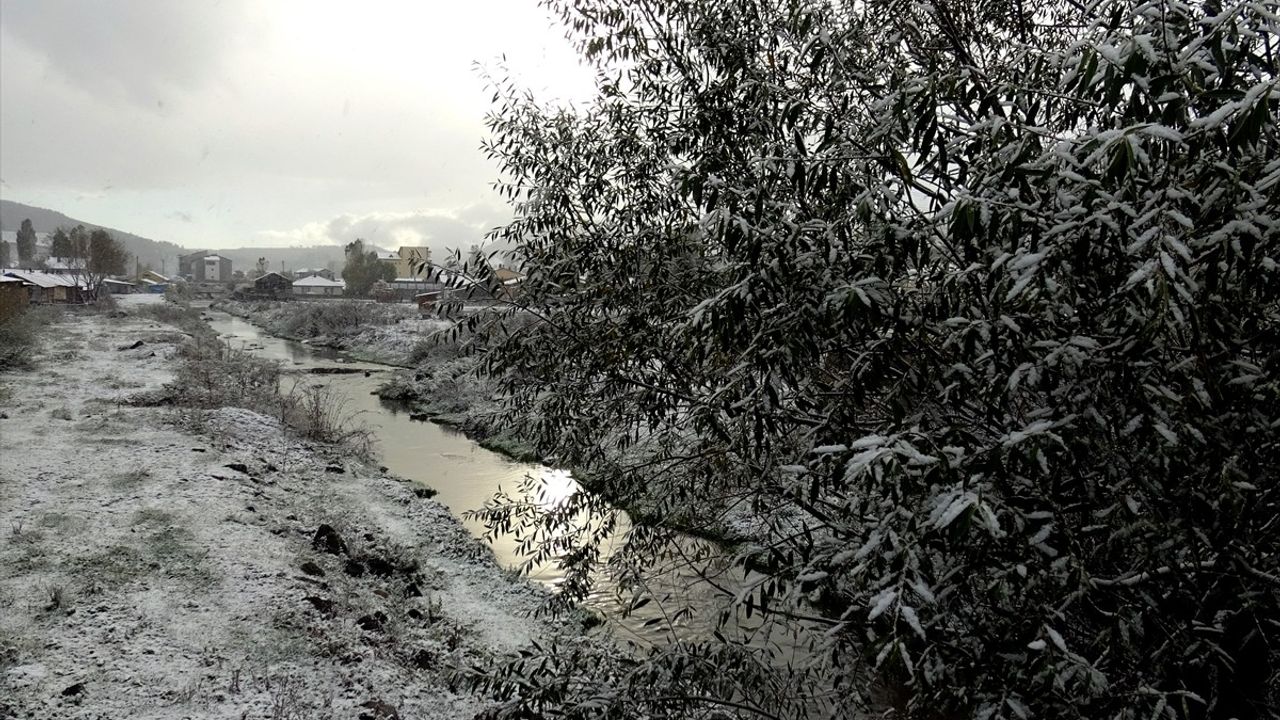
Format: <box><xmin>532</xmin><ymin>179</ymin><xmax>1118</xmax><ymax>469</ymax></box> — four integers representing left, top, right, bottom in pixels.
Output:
<box><xmin>203</xmin><ymin>310</ymin><xmax>817</xmax><ymax>655</ymax></box>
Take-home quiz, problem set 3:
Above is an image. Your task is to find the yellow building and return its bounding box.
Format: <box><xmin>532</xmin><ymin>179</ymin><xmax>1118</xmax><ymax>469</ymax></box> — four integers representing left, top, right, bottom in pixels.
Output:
<box><xmin>378</xmin><ymin>246</ymin><xmax>431</xmax><ymax>279</ymax></box>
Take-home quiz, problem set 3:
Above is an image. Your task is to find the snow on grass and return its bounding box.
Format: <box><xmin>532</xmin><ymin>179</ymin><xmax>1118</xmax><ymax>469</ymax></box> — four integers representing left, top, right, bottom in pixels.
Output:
<box><xmin>0</xmin><ymin>306</ymin><xmax>576</xmax><ymax>719</ymax></box>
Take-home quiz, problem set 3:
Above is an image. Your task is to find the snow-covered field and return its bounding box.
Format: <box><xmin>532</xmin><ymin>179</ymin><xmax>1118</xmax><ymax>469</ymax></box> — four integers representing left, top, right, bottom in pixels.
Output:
<box><xmin>0</xmin><ymin>301</ymin><xmax>572</xmax><ymax>719</ymax></box>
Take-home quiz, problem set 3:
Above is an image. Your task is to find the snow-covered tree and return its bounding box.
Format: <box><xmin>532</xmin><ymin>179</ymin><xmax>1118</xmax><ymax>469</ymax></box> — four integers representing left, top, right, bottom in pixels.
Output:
<box><xmin>463</xmin><ymin>0</ymin><xmax>1280</xmax><ymax>717</ymax></box>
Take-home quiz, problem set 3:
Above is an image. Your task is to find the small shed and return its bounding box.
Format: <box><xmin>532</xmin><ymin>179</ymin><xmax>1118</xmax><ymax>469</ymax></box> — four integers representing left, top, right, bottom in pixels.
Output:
<box><xmin>0</xmin><ymin>277</ymin><xmax>27</xmax><ymax>320</ymax></box>
<box><xmin>413</xmin><ymin>290</ymin><xmax>442</xmax><ymax>314</ymax></box>
<box><xmin>101</xmin><ymin>278</ymin><xmax>136</xmax><ymax>294</ymax></box>
<box><xmin>253</xmin><ymin>271</ymin><xmax>293</xmax><ymax>299</ymax></box>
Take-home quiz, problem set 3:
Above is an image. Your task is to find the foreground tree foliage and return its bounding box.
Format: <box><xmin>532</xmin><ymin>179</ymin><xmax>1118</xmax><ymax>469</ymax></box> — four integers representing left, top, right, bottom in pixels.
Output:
<box><xmin>462</xmin><ymin>0</ymin><xmax>1280</xmax><ymax>717</ymax></box>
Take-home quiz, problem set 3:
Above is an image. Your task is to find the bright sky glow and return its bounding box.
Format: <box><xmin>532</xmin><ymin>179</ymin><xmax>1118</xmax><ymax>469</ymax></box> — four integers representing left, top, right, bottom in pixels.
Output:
<box><xmin>0</xmin><ymin>0</ymin><xmax>595</xmax><ymax>254</ymax></box>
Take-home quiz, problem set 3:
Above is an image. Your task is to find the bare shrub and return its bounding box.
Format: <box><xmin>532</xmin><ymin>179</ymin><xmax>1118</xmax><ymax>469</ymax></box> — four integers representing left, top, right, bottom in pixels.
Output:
<box><xmin>168</xmin><ymin>334</ymin><xmax>281</xmax><ymax>412</ymax></box>
<box><xmin>279</xmin><ymin>380</ymin><xmax>375</xmax><ymax>458</ymax></box>
<box><xmin>276</xmin><ymin>301</ymin><xmax>382</xmax><ymax>338</ymax></box>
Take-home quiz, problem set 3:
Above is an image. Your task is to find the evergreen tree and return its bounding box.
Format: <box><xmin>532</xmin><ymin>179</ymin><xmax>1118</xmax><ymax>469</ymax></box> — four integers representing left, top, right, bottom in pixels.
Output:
<box><xmin>49</xmin><ymin>228</ymin><xmax>72</xmax><ymax>259</ymax></box>
<box><xmin>15</xmin><ymin>219</ymin><xmax>36</xmax><ymax>264</ymax></box>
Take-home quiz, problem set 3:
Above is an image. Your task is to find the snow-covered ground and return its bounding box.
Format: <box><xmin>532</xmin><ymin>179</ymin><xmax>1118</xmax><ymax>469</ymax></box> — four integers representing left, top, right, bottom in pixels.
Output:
<box><xmin>0</xmin><ymin>301</ymin><xmax>574</xmax><ymax>719</ymax></box>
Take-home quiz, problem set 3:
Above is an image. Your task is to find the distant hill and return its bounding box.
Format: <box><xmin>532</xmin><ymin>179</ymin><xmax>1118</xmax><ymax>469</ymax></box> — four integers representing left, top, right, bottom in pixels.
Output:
<box><xmin>1</xmin><ymin>199</ymin><xmax>188</xmax><ymax>273</ymax></box>
<box><xmin>213</xmin><ymin>246</ymin><xmax>345</xmax><ymax>275</ymax></box>
<box><xmin>0</xmin><ymin>199</ymin><xmax>344</xmax><ymax>277</ymax></box>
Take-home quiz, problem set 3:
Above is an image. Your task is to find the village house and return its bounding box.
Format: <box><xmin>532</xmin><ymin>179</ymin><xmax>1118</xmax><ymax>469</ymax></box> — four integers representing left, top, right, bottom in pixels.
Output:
<box><xmin>251</xmin><ymin>271</ymin><xmax>293</xmax><ymax>299</ymax></box>
<box><xmin>292</xmin><ymin>275</ymin><xmax>345</xmax><ymax>296</ymax></box>
<box><xmin>373</xmin><ymin>246</ymin><xmax>431</xmax><ymax>279</ymax></box>
<box><xmin>294</xmin><ymin>267</ymin><xmax>336</xmax><ymax>281</ymax></box>
<box><xmin>2</xmin><ymin>270</ymin><xmax>91</xmax><ymax>304</ymax></box>
<box><xmin>138</xmin><ymin>270</ymin><xmax>170</xmax><ymax>294</ymax></box>
<box><xmin>101</xmin><ymin>278</ymin><xmax>137</xmax><ymax>294</ymax></box>
<box><xmin>178</xmin><ymin>250</ymin><xmax>232</xmax><ymax>282</ymax></box>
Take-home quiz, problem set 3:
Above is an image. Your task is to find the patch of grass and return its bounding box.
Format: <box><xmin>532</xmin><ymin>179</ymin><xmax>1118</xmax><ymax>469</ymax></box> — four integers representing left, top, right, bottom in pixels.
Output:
<box><xmin>0</xmin><ymin>306</ymin><xmax>60</xmax><ymax>371</ymax></box>
<box><xmin>111</xmin><ymin>468</ymin><xmax>151</xmax><ymax>489</ymax></box>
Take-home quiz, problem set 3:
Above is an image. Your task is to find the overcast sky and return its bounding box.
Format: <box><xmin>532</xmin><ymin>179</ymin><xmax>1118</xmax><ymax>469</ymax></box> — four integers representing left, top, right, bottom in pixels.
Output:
<box><xmin>0</xmin><ymin>0</ymin><xmax>593</xmax><ymax>255</ymax></box>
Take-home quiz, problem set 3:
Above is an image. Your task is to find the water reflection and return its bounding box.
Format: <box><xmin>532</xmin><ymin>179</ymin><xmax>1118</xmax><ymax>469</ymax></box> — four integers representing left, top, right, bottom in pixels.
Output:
<box><xmin>202</xmin><ymin>310</ymin><xmax>820</xmax><ymax>657</ymax></box>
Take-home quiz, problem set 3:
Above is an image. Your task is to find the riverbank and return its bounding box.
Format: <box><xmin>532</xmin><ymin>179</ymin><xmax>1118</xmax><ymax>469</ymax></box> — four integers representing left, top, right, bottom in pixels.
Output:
<box><xmin>0</xmin><ymin>298</ymin><xmax>580</xmax><ymax>719</ymax></box>
<box><xmin>215</xmin><ymin>298</ymin><xmax>539</xmax><ymax>463</ymax></box>
<box><xmin>211</xmin><ymin>299</ymin><xmax>765</xmax><ymax>543</ymax></box>
<box><xmin>213</xmin><ymin>298</ymin><xmax>438</xmax><ymax>367</ymax></box>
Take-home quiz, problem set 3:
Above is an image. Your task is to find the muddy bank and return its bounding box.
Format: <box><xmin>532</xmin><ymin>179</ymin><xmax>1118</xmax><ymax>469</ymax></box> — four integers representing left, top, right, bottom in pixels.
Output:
<box><xmin>0</xmin><ymin>299</ymin><xmax>582</xmax><ymax>719</ymax></box>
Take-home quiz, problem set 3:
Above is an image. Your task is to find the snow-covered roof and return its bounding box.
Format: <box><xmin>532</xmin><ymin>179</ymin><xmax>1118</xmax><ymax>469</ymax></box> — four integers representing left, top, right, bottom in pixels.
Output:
<box><xmin>292</xmin><ymin>276</ymin><xmax>345</xmax><ymax>287</ymax></box>
<box><xmin>3</xmin><ymin>270</ymin><xmax>87</xmax><ymax>289</ymax></box>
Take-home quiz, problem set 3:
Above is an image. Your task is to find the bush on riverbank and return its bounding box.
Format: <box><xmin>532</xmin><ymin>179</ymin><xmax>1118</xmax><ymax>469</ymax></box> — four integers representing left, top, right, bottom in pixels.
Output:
<box><xmin>0</xmin><ymin>307</ymin><xmax>57</xmax><ymax>371</ymax></box>
<box><xmin>132</xmin><ymin>302</ymin><xmax>376</xmax><ymax>458</ymax></box>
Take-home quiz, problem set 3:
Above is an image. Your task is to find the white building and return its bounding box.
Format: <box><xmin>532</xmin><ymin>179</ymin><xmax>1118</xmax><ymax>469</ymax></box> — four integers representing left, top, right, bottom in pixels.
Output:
<box><xmin>292</xmin><ymin>275</ymin><xmax>346</xmax><ymax>296</ymax></box>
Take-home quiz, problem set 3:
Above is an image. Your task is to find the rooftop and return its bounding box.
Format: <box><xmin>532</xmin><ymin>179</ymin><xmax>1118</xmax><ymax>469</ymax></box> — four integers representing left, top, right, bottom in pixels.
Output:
<box><xmin>292</xmin><ymin>276</ymin><xmax>345</xmax><ymax>287</ymax></box>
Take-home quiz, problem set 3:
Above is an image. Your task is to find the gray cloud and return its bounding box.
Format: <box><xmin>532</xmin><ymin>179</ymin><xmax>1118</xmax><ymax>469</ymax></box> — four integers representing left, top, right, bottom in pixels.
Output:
<box><xmin>0</xmin><ymin>1</ymin><xmax>591</xmax><ymax>249</ymax></box>
<box><xmin>0</xmin><ymin>0</ymin><xmax>257</xmax><ymax>105</ymax></box>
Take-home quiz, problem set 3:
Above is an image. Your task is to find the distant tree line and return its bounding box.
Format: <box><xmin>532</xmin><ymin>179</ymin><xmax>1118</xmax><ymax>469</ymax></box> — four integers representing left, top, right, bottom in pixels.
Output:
<box><xmin>6</xmin><ymin>217</ymin><xmax>127</xmax><ymax>299</ymax></box>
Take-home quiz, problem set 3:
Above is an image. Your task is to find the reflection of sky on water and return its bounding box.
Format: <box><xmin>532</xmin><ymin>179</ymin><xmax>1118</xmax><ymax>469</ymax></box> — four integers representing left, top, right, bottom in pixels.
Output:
<box><xmin>203</xmin><ymin>310</ymin><xmax>821</xmax><ymax>658</ymax></box>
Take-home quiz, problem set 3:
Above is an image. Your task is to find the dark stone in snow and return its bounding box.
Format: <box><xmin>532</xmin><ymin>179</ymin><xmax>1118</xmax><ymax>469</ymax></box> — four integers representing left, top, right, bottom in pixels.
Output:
<box><xmin>191</xmin><ymin>448</ymin><xmax>206</xmax><ymax>452</ymax></box>
<box><xmin>359</xmin><ymin>698</ymin><xmax>402</xmax><ymax>719</ymax></box>
<box><xmin>356</xmin><ymin>612</ymin><xmax>387</xmax><ymax>633</ymax></box>
<box><xmin>325</xmin><ymin>464</ymin><xmax>345</xmax><ymax>474</ymax></box>
<box><xmin>412</xmin><ymin>486</ymin><xmax>437</xmax><ymax>499</ymax></box>
<box><xmin>311</xmin><ymin>524</ymin><xmax>348</xmax><ymax>556</ymax></box>
<box><xmin>343</xmin><ymin>559</ymin><xmax>365</xmax><ymax>577</ymax></box>
<box><xmin>404</xmin><ymin>582</ymin><xmax>422</xmax><ymax>598</ymax></box>
<box><xmin>300</xmin><ymin>561</ymin><xmax>325</xmax><ymax>577</ymax></box>
<box><xmin>409</xmin><ymin>650</ymin><xmax>434</xmax><ymax>670</ymax></box>
<box><xmin>245</xmin><ymin>505</ymin><xmax>256</xmax><ymax>513</ymax></box>
<box><xmin>61</xmin><ymin>682</ymin><xmax>85</xmax><ymax>697</ymax></box>
<box><xmin>266</xmin><ymin>463</ymin><xmax>279</xmax><ymax>472</ymax></box>
<box><xmin>378</xmin><ymin>466</ymin><xmax>388</xmax><ymax>472</ymax></box>
<box><xmin>363</xmin><ymin>532</ymin><xmax>375</xmax><ymax>542</ymax></box>
<box><xmin>406</xmin><ymin>608</ymin><xmax>423</xmax><ymax>620</ymax></box>
<box><xmin>303</xmin><ymin>596</ymin><xmax>335</xmax><ymax>616</ymax></box>
<box><xmin>365</xmin><ymin>556</ymin><xmax>395</xmax><ymax>577</ymax></box>
<box><xmin>117</xmin><ymin>340</ymin><xmax>144</xmax><ymax>351</ymax></box>
<box><xmin>225</xmin><ymin>462</ymin><xmax>250</xmax><ymax>474</ymax></box>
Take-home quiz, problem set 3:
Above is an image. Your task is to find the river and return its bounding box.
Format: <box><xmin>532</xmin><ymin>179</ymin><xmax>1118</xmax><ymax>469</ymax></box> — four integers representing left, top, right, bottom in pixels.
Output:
<box><xmin>203</xmin><ymin>309</ymin><xmax>817</xmax><ymax>658</ymax></box>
